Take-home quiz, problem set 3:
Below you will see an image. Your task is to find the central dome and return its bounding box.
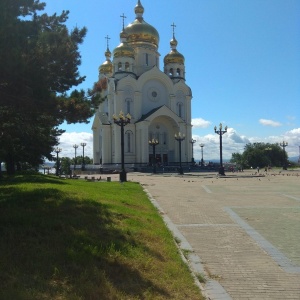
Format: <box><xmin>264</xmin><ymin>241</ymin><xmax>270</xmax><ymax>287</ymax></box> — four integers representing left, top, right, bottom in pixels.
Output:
<box><xmin>125</xmin><ymin>1</ymin><xmax>159</xmax><ymax>48</ymax></box>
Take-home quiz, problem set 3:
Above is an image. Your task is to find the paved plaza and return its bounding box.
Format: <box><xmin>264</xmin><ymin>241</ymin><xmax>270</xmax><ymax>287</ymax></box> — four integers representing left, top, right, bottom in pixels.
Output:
<box><xmin>86</xmin><ymin>170</ymin><xmax>300</xmax><ymax>299</ymax></box>
<box><xmin>126</xmin><ymin>170</ymin><xmax>300</xmax><ymax>300</ymax></box>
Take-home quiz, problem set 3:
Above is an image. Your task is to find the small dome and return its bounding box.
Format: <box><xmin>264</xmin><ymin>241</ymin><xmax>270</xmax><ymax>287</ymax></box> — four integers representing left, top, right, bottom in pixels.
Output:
<box><xmin>125</xmin><ymin>0</ymin><xmax>159</xmax><ymax>48</ymax></box>
<box><xmin>113</xmin><ymin>30</ymin><xmax>135</xmax><ymax>59</ymax></box>
<box><xmin>135</xmin><ymin>0</ymin><xmax>144</xmax><ymax>15</ymax></box>
<box><xmin>99</xmin><ymin>48</ymin><xmax>113</xmax><ymax>74</ymax></box>
<box><xmin>164</xmin><ymin>50</ymin><xmax>185</xmax><ymax>64</ymax></box>
<box><xmin>99</xmin><ymin>60</ymin><xmax>113</xmax><ymax>74</ymax></box>
<box><xmin>164</xmin><ymin>36</ymin><xmax>184</xmax><ymax>64</ymax></box>
<box><xmin>113</xmin><ymin>43</ymin><xmax>135</xmax><ymax>59</ymax></box>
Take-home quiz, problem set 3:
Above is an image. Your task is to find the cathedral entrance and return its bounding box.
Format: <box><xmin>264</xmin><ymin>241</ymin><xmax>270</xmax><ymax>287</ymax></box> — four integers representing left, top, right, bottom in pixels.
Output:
<box><xmin>149</xmin><ymin>154</ymin><xmax>168</xmax><ymax>165</ymax></box>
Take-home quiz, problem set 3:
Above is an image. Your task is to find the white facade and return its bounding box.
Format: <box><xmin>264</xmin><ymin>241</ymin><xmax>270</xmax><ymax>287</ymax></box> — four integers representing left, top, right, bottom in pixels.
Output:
<box><xmin>92</xmin><ymin>0</ymin><xmax>192</xmax><ymax>166</ymax></box>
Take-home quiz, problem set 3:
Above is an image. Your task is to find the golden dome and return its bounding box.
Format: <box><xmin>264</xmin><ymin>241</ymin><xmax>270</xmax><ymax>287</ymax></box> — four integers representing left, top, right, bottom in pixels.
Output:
<box><xmin>164</xmin><ymin>36</ymin><xmax>184</xmax><ymax>64</ymax></box>
<box><xmin>113</xmin><ymin>43</ymin><xmax>135</xmax><ymax>59</ymax></box>
<box><xmin>99</xmin><ymin>48</ymin><xmax>113</xmax><ymax>74</ymax></box>
<box><xmin>164</xmin><ymin>50</ymin><xmax>185</xmax><ymax>64</ymax></box>
<box><xmin>113</xmin><ymin>30</ymin><xmax>135</xmax><ymax>59</ymax></box>
<box><xmin>125</xmin><ymin>1</ymin><xmax>159</xmax><ymax>48</ymax></box>
<box><xmin>99</xmin><ymin>60</ymin><xmax>113</xmax><ymax>74</ymax></box>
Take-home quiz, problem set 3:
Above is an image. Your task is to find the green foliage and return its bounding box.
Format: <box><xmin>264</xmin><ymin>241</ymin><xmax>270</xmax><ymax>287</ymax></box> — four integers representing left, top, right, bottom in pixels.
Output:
<box><xmin>60</xmin><ymin>157</ymin><xmax>71</xmax><ymax>175</ymax></box>
<box><xmin>0</xmin><ymin>1</ymin><xmax>96</xmax><ymax>174</ymax></box>
<box><xmin>71</xmin><ymin>156</ymin><xmax>93</xmax><ymax>166</ymax></box>
<box><xmin>230</xmin><ymin>143</ymin><xmax>288</xmax><ymax>168</ymax></box>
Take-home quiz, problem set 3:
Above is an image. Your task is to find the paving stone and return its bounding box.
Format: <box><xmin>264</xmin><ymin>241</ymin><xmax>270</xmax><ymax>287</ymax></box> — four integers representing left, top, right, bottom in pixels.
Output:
<box><xmin>127</xmin><ymin>170</ymin><xmax>300</xmax><ymax>300</ymax></box>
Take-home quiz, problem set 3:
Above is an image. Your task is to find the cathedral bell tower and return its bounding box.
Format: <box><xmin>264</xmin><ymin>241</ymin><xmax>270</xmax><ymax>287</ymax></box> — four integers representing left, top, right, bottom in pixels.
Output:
<box><xmin>164</xmin><ymin>23</ymin><xmax>185</xmax><ymax>81</ymax></box>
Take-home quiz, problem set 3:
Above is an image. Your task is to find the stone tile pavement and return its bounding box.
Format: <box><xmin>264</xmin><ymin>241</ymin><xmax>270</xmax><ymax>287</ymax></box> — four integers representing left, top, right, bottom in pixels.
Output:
<box><xmin>123</xmin><ymin>170</ymin><xmax>300</xmax><ymax>300</ymax></box>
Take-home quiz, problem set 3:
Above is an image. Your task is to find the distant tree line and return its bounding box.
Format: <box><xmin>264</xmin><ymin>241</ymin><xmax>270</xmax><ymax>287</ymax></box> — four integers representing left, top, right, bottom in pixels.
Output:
<box><xmin>58</xmin><ymin>156</ymin><xmax>93</xmax><ymax>175</ymax></box>
<box><xmin>230</xmin><ymin>143</ymin><xmax>290</xmax><ymax>169</ymax></box>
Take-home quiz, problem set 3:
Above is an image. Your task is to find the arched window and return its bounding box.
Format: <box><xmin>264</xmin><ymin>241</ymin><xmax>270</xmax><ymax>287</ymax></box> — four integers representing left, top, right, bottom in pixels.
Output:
<box><xmin>125</xmin><ymin>130</ymin><xmax>134</xmax><ymax>153</ymax></box>
<box><xmin>118</xmin><ymin>62</ymin><xmax>122</xmax><ymax>71</ymax></box>
<box><xmin>176</xmin><ymin>68</ymin><xmax>181</xmax><ymax>76</ymax></box>
<box><xmin>177</xmin><ymin>102</ymin><xmax>183</xmax><ymax>118</ymax></box>
<box><xmin>169</xmin><ymin>68</ymin><xmax>173</xmax><ymax>76</ymax></box>
<box><xmin>145</xmin><ymin>53</ymin><xmax>149</xmax><ymax>66</ymax></box>
<box><xmin>125</xmin><ymin>62</ymin><xmax>130</xmax><ymax>71</ymax></box>
<box><xmin>125</xmin><ymin>98</ymin><xmax>133</xmax><ymax>117</ymax></box>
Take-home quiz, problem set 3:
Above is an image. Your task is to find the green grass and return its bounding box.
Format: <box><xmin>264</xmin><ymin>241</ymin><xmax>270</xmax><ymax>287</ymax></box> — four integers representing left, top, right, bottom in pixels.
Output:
<box><xmin>0</xmin><ymin>174</ymin><xmax>204</xmax><ymax>299</ymax></box>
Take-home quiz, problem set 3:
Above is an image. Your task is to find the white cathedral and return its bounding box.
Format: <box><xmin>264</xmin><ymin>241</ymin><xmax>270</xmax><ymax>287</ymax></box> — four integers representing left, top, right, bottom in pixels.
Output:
<box><xmin>92</xmin><ymin>0</ymin><xmax>193</xmax><ymax>168</ymax></box>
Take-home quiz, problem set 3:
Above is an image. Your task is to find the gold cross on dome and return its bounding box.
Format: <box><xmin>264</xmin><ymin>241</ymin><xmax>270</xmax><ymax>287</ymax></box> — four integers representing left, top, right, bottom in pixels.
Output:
<box><xmin>171</xmin><ymin>22</ymin><xmax>176</xmax><ymax>37</ymax></box>
<box><xmin>105</xmin><ymin>35</ymin><xmax>110</xmax><ymax>49</ymax></box>
<box><xmin>120</xmin><ymin>13</ymin><xmax>127</xmax><ymax>29</ymax></box>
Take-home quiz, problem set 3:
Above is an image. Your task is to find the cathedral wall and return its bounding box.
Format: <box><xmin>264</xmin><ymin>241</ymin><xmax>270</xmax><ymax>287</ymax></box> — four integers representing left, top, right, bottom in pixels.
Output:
<box><xmin>141</xmin><ymin>79</ymin><xmax>168</xmax><ymax>115</ymax></box>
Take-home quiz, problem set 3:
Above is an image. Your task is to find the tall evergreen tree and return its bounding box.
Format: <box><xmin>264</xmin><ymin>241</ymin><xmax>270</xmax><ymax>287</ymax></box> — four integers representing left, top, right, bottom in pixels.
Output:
<box><xmin>0</xmin><ymin>0</ymin><xmax>95</xmax><ymax>174</ymax></box>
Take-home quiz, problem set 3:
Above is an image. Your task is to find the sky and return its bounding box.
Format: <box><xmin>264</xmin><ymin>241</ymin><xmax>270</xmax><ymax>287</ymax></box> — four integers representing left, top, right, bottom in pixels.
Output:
<box><xmin>42</xmin><ymin>0</ymin><xmax>299</xmax><ymax>162</ymax></box>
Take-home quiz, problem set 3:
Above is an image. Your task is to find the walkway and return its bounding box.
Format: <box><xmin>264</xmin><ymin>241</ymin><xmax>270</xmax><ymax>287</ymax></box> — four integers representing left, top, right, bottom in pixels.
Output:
<box><xmin>125</xmin><ymin>170</ymin><xmax>300</xmax><ymax>300</ymax></box>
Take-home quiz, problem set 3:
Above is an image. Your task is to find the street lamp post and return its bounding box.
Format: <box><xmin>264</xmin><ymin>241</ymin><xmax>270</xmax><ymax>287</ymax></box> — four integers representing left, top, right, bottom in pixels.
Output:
<box><xmin>175</xmin><ymin>132</ymin><xmax>185</xmax><ymax>175</ymax></box>
<box><xmin>149</xmin><ymin>138</ymin><xmax>159</xmax><ymax>174</ymax></box>
<box><xmin>73</xmin><ymin>144</ymin><xmax>78</xmax><ymax>171</ymax></box>
<box><xmin>199</xmin><ymin>143</ymin><xmax>205</xmax><ymax>167</ymax></box>
<box><xmin>54</xmin><ymin>147</ymin><xmax>62</xmax><ymax>176</ymax></box>
<box><xmin>113</xmin><ymin>111</ymin><xmax>131</xmax><ymax>182</ymax></box>
<box><xmin>190</xmin><ymin>139</ymin><xmax>196</xmax><ymax>164</ymax></box>
<box><xmin>214</xmin><ymin>123</ymin><xmax>228</xmax><ymax>175</ymax></box>
<box><xmin>80</xmin><ymin>143</ymin><xmax>86</xmax><ymax>171</ymax></box>
<box><xmin>279</xmin><ymin>141</ymin><xmax>288</xmax><ymax>170</ymax></box>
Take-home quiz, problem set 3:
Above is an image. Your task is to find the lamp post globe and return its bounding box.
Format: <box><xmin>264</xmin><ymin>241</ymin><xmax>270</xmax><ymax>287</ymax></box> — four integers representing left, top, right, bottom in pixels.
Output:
<box><xmin>175</xmin><ymin>132</ymin><xmax>185</xmax><ymax>175</ymax></box>
<box><xmin>214</xmin><ymin>123</ymin><xmax>228</xmax><ymax>175</ymax></box>
<box><xmin>113</xmin><ymin>111</ymin><xmax>131</xmax><ymax>182</ymax></box>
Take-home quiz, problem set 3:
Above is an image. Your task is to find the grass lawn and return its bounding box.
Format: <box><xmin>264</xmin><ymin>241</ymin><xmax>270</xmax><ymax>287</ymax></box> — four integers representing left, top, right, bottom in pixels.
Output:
<box><xmin>0</xmin><ymin>174</ymin><xmax>204</xmax><ymax>299</ymax></box>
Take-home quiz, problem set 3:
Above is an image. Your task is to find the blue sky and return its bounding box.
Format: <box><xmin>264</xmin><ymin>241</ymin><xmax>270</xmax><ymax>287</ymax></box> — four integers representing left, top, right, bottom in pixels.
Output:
<box><xmin>43</xmin><ymin>0</ymin><xmax>300</xmax><ymax>161</ymax></box>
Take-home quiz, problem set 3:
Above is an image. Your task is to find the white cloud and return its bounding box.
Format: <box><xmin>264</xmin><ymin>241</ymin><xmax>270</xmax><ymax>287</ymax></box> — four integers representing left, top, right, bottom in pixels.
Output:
<box><xmin>226</xmin><ymin>127</ymin><xmax>250</xmax><ymax>144</ymax></box>
<box><xmin>57</xmin><ymin>132</ymin><xmax>93</xmax><ymax>159</ymax></box>
<box><xmin>192</xmin><ymin>118</ymin><xmax>211</xmax><ymax>128</ymax></box>
<box><xmin>259</xmin><ymin>119</ymin><xmax>282</xmax><ymax>127</ymax></box>
<box><xmin>193</xmin><ymin>126</ymin><xmax>300</xmax><ymax>161</ymax></box>
<box><xmin>287</xmin><ymin>128</ymin><xmax>300</xmax><ymax>135</ymax></box>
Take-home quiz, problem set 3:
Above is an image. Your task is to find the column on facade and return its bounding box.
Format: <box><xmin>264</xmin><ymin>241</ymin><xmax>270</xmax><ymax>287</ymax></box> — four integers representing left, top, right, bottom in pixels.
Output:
<box><xmin>92</xmin><ymin>127</ymin><xmax>100</xmax><ymax>164</ymax></box>
<box><xmin>107</xmin><ymin>92</ymin><xmax>113</xmax><ymax>118</ymax></box>
<box><xmin>102</xmin><ymin>125</ymin><xmax>112</xmax><ymax>164</ymax></box>
<box><xmin>169</xmin><ymin>94</ymin><xmax>176</xmax><ymax>112</ymax></box>
<box><xmin>134</xmin><ymin>91</ymin><xmax>142</xmax><ymax>120</ymax></box>
<box><xmin>113</xmin><ymin>124</ymin><xmax>121</xmax><ymax>164</ymax></box>
<box><xmin>185</xmin><ymin>95</ymin><xmax>192</xmax><ymax>124</ymax></box>
<box><xmin>136</xmin><ymin>122</ymin><xmax>149</xmax><ymax>164</ymax></box>
<box><xmin>115</xmin><ymin>90</ymin><xmax>124</xmax><ymax>115</ymax></box>
<box><xmin>141</xmin><ymin>125</ymin><xmax>149</xmax><ymax>163</ymax></box>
